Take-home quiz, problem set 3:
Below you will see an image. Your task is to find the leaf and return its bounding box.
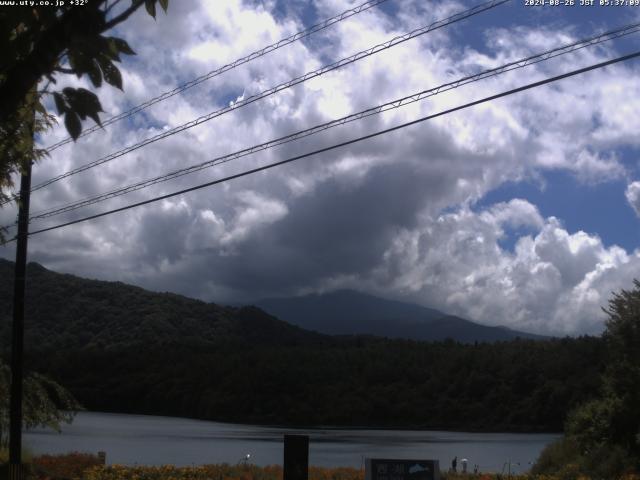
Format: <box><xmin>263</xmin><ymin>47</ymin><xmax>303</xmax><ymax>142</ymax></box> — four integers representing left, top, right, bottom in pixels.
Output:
<box><xmin>67</xmin><ymin>48</ymin><xmax>93</xmax><ymax>76</ymax></box>
<box><xmin>105</xmin><ymin>63</ymin><xmax>123</xmax><ymax>90</ymax></box>
<box><xmin>66</xmin><ymin>51</ymin><xmax>82</xmax><ymax>77</ymax></box>
<box><xmin>145</xmin><ymin>0</ymin><xmax>156</xmax><ymax>18</ymax></box>
<box><xmin>158</xmin><ymin>0</ymin><xmax>168</xmax><ymax>12</ymax></box>
<box><xmin>86</xmin><ymin>110</ymin><xmax>102</xmax><ymax>128</ymax></box>
<box><xmin>112</xmin><ymin>37</ymin><xmax>136</xmax><ymax>56</ymax></box>
<box><xmin>87</xmin><ymin>59</ymin><xmax>102</xmax><ymax>88</ymax></box>
<box><xmin>34</xmin><ymin>98</ymin><xmax>47</xmax><ymax>116</ymax></box>
<box><xmin>105</xmin><ymin>37</ymin><xmax>121</xmax><ymax>62</ymax></box>
<box><xmin>64</xmin><ymin>111</ymin><xmax>81</xmax><ymax>140</ymax></box>
<box><xmin>52</xmin><ymin>92</ymin><xmax>66</xmax><ymax>114</ymax></box>
<box><xmin>74</xmin><ymin>88</ymin><xmax>103</xmax><ymax>126</ymax></box>
<box><xmin>74</xmin><ymin>33</ymin><xmax>104</xmax><ymax>58</ymax></box>
<box><xmin>98</xmin><ymin>57</ymin><xmax>123</xmax><ymax>90</ymax></box>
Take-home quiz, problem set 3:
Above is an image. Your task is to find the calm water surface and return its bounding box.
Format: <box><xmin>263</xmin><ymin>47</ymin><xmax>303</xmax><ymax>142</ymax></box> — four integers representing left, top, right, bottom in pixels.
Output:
<box><xmin>24</xmin><ymin>412</ymin><xmax>559</xmax><ymax>473</ymax></box>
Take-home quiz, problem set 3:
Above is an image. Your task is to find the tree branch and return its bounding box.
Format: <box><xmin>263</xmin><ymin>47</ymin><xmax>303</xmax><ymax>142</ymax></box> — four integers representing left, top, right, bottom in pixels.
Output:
<box><xmin>105</xmin><ymin>0</ymin><xmax>124</xmax><ymax>14</ymax></box>
<box><xmin>103</xmin><ymin>0</ymin><xmax>144</xmax><ymax>30</ymax></box>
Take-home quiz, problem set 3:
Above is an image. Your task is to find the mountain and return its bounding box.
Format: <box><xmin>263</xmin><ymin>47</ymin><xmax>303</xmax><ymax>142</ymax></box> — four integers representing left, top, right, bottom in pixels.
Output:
<box><xmin>255</xmin><ymin>289</ymin><xmax>546</xmax><ymax>342</ymax></box>
<box><xmin>0</xmin><ymin>259</ymin><xmax>325</xmax><ymax>351</ymax></box>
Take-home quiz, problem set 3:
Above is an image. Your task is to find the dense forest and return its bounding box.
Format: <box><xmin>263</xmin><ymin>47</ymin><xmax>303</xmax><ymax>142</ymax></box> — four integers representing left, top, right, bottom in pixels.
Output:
<box><xmin>22</xmin><ymin>337</ymin><xmax>604</xmax><ymax>432</ymax></box>
<box><xmin>0</xmin><ymin>260</ymin><xmax>606</xmax><ymax>432</ymax></box>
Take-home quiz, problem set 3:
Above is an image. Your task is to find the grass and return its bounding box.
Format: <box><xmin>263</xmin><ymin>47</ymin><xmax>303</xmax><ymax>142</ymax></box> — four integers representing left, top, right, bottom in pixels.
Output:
<box><xmin>1</xmin><ymin>453</ymin><xmax>640</xmax><ymax>480</ymax></box>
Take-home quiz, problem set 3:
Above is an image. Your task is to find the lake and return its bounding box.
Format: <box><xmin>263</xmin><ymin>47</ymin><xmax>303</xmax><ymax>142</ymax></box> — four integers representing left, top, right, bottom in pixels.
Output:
<box><xmin>24</xmin><ymin>412</ymin><xmax>560</xmax><ymax>474</ymax></box>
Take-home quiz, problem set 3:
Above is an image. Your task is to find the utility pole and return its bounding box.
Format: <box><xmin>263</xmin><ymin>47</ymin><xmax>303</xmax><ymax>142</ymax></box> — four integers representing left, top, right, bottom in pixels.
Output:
<box><xmin>9</xmin><ymin>94</ymin><xmax>35</xmax><ymax>480</ymax></box>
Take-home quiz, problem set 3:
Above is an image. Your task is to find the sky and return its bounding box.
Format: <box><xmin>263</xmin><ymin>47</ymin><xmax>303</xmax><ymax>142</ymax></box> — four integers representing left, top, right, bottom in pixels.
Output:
<box><xmin>2</xmin><ymin>0</ymin><xmax>640</xmax><ymax>336</ymax></box>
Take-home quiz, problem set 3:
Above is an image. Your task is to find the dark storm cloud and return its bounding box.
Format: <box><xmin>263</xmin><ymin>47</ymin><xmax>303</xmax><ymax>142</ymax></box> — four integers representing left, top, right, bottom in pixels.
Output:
<box><xmin>153</xmin><ymin>134</ymin><xmax>471</xmax><ymax>297</ymax></box>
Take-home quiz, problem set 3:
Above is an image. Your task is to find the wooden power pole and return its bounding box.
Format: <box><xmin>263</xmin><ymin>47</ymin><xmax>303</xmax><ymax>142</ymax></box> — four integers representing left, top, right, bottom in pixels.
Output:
<box><xmin>9</xmin><ymin>96</ymin><xmax>35</xmax><ymax>480</ymax></box>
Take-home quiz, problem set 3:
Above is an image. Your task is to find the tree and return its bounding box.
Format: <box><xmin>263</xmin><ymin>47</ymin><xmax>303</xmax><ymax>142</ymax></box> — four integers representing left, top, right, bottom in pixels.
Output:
<box><xmin>597</xmin><ymin>280</ymin><xmax>640</xmax><ymax>456</ymax></box>
<box><xmin>0</xmin><ymin>0</ymin><xmax>169</xmax><ymax>205</ymax></box>
<box><xmin>0</xmin><ymin>358</ymin><xmax>82</xmax><ymax>450</ymax></box>
<box><xmin>536</xmin><ymin>280</ymin><xmax>640</xmax><ymax>477</ymax></box>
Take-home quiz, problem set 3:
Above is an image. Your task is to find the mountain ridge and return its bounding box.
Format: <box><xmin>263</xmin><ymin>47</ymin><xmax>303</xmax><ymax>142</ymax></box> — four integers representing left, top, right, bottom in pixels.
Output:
<box><xmin>1</xmin><ymin>259</ymin><xmax>545</xmax><ymax>347</ymax></box>
<box><xmin>0</xmin><ymin>258</ymin><xmax>326</xmax><ymax>351</ymax></box>
<box><xmin>255</xmin><ymin>289</ymin><xmax>546</xmax><ymax>342</ymax></box>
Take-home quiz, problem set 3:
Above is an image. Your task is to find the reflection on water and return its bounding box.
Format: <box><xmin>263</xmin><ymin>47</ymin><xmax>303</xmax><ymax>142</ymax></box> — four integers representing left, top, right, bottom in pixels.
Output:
<box><xmin>24</xmin><ymin>412</ymin><xmax>560</xmax><ymax>473</ymax></box>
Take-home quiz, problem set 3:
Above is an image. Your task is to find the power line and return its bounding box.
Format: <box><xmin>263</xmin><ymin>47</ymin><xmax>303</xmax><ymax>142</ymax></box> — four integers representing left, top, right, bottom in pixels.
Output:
<box><xmin>22</xmin><ymin>50</ymin><xmax>640</xmax><ymax>238</ymax></box>
<box><xmin>44</xmin><ymin>0</ymin><xmax>391</xmax><ymax>153</ymax></box>
<box><xmin>25</xmin><ymin>21</ymin><xmax>640</xmax><ymax>223</ymax></box>
<box><xmin>3</xmin><ymin>19</ymin><xmax>636</xmax><ymax>229</ymax></box>
<box><xmin>24</xmin><ymin>0</ymin><xmax>510</xmax><ymax>195</ymax></box>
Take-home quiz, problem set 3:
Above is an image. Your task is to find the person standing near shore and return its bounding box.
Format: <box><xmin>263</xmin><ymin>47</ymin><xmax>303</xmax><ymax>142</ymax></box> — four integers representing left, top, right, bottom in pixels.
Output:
<box><xmin>451</xmin><ymin>456</ymin><xmax>457</xmax><ymax>472</ymax></box>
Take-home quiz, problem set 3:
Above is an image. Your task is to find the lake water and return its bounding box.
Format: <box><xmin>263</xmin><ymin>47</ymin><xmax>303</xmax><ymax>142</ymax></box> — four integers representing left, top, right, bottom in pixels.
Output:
<box><xmin>24</xmin><ymin>412</ymin><xmax>560</xmax><ymax>474</ymax></box>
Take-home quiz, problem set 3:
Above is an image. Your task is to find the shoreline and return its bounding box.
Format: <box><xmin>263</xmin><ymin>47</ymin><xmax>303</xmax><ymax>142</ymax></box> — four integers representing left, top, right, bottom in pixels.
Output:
<box><xmin>66</xmin><ymin>410</ymin><xmax>562</xmax><ymax>436</ymax></box>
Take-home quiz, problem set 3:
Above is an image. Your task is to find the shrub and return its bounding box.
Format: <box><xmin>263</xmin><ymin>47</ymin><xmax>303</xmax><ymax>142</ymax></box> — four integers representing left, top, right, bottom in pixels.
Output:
<box><xmin>531</xmin><ymin>437</ymin><xmax>582</xmax><ymax>476</ymax></box>
<box><xmin>532</xmin><ymin>435</ymin><xmax>637</xmax><ymax>479</ymax></box>
<box><xmin>31</xmin><ymin>452</ymin><xmax>103</xmax><ymax>480</ymax></box>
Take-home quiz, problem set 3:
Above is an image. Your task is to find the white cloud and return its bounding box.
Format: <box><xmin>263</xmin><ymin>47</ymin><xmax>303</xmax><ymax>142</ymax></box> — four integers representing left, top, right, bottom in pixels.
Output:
<box><xmin>370</xmin><ymin>202</ymin><xmax>636</xmax><ymax>335</ymax></box>
<box><xmin>220</xmin><ymin>190</ymin><xmax>289</xmax><ymax>247</ymax></box>
<box><xmin>1</xmin><ymin>0</ymin><xmax>639</xmax><ymax>335</ymax></box>
<box><xmin>626</xmin><ymin>181</ymin><xmax>640</xmax><ymax>217</ymax></box>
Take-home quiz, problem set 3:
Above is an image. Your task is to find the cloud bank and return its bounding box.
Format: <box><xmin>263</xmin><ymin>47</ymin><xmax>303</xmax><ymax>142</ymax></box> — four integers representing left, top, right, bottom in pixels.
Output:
<box><xmin>2</xmin><ymin>0</ymin><xmax>640</xmax><ymax>335</ymax></box>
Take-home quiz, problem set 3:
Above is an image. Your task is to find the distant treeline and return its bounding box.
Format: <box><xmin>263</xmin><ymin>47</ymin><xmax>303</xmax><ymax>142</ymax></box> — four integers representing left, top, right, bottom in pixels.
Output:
<box><xmin>24</xmin><ymin>336</ymin><xmax>604</xmax><ymax>432</ymax></box>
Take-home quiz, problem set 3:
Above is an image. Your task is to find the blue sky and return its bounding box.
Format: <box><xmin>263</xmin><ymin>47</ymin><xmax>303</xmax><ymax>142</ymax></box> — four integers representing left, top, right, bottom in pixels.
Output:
<box><xmin>478</xmin><ymin>170</ymin><xmax>640</xmax><ymax>251</ymax></box>
<box><xmin>3</xmin><ymin>0</ymin><xmax>640</xmax><ymax>336</ymax></box>
<box><xmin>464</xmin><ymin>3</ymin><xmax>640</xmax><ymax>253</ymax></box>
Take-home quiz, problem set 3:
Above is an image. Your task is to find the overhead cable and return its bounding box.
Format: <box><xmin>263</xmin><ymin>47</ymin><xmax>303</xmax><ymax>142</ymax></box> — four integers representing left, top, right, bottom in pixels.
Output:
<box><xmin>25</xmin><ymin>21</ymin><xmax>640</xmax><ymax>222</ymax></box>
<box><xmin>44</xmin><ymin>0</ymin><xmax>391</xmax><ymax>153</ymax></box>
<box><xmin>22</xmin><ymin>50</ymin><xmax>640</xmax><ymax>238</ymax></box>
<box><xmin>25</xmin><ymin>0</ymin><xmax>510</xmax><ymax>195</ymax></box>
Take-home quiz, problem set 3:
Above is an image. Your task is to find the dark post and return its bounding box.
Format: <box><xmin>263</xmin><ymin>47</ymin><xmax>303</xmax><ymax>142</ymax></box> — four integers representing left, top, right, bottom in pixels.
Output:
<box><xmin>9</xmin><ymin>100</ymin><xmax>35</xmax><ymax>480</ymax></box>
<box><xmin>283</xmin><ymin>434</ymin><xmax>309</xmax><ymax>480</ymax></box>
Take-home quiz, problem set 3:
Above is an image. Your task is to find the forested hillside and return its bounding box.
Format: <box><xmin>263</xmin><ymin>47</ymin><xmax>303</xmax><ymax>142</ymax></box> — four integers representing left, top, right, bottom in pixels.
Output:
<box><xmin>0</xmin><ymin>259</ymin><xmax>325</xmax><ymax>350</ymax></box>
<box><xmin>0</xmin><ymin>260</ymin><xmax>606</xmax><ymax>432</ymax></box>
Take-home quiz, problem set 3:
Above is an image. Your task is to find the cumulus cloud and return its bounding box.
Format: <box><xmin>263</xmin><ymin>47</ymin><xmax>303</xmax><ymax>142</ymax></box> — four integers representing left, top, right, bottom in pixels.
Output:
<box><xmin>369</xmin><ymin>201</ymin><xmax>636</xmax><ymax>335</ymax></box>
<box><xmin>2</xmin><ymin>0</ymin><xmax>639</xmax><ymax>335</ymax></box>
<box><xmin>626</xmin><ymin>181</ymin><xmax>640</xmax><ymax>217</ymax></box>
